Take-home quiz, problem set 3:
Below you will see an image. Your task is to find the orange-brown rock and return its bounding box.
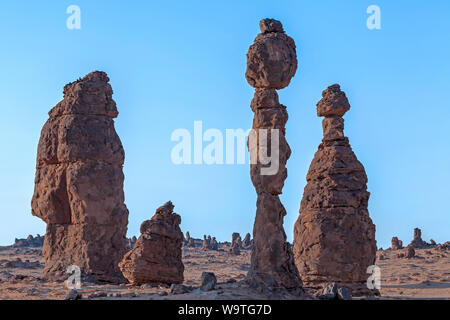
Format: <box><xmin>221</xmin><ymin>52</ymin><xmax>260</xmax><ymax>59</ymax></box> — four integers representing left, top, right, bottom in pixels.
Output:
<box><xmin>408</xmin><ymin>228</ymin><xmax>429</xmax><ymax>249</ymax></box>
<box><xmin>119</xmin><ymin>201</ymin><xmax>184</xmax><ymax>286</ymax></box>
<box><xmin>391</xmin><ymin>237</ymin><xmax>403</xmax><ymax>250</ymax></box>
<box><xmin>31</xmin><ymin>71</ymin><xmax>129</xmax><ymax>283</ymax></box>
<box><xmin>245</xmin><ymin>19</ymin><xmax>302</xmax><ymax>291</ymax></box>
<box><xmin>293</xmin><ymin>84</ymin><xmax>377</xmax><ymax>296</ymax></box>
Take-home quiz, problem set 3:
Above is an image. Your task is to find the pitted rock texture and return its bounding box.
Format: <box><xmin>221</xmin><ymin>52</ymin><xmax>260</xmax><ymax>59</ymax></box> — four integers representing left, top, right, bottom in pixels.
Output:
<box><xmin>31</xmin><ymin>71</ymin><xmax>129</xmax><ymax>283</ymax></box>
<box><xmin>119</xmin><ymin>201</ymin><xmax>184</xmax><ymax>286</ymax></box>
<box><xmin>293</xmin><ymin>84</ymin><xmax>377</xmax><ymax>296</ymax></box>
<box><xmin>246</xmin><ymin>19</ymin><xmax>302</xmax><ymax>291</ymax></box>
<box><xmin>245</xmin><ymin>19</ymin><xmax>297</xmax><ymax>90</ymax></box>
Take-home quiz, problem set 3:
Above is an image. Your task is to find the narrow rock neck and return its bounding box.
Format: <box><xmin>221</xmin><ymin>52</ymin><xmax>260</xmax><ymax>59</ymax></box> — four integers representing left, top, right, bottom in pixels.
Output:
<box><xmin>322</xmin><ymin>116</ymin><xmax>345</xmax><ymax>142</ymax></box>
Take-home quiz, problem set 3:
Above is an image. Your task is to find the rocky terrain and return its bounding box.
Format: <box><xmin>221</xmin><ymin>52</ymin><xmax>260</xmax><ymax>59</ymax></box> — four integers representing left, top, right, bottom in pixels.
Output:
<box><xmin>0</xmin><ymin>232</ymin><xmax>448</xmax><ymax>300</ymax></box>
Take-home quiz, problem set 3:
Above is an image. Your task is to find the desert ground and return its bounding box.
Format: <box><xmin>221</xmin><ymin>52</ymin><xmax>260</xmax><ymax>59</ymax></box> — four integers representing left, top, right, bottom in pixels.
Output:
<box><xmin>0</xmin><ymin>238</ymin><xmax>448</xmax><ymax>300</ymax></box>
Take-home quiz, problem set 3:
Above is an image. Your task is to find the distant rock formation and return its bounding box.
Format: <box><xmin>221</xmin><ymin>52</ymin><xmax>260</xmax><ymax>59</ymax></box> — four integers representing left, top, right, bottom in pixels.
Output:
<box><xmin>13</xmin><ymin>235</ymin><xmax>44</xmax><ymax>248</ymax></box>
<box><xmin>405</xmin><ymin>246</ymin><xmax>415</xmax><ymax>259</ymax></box>
<box><xmin>242</xmin><ymin>233</ymin><xmax>253</xmax><ymax>249</ymax></box>
<box><xmin>391</xmin><ymin>237</ymin><xmax>403</xmax><ymax>250</ymax></box>
<box><xmin>127</xmin><ymin>236</ymin><xmax>137</xmax><ymax>251</ymax></box>
<box><xmin>201</xmin><ymin>235</ymin><xmax>218</xmax><ymax>251</ymax></box>
<box><xmin>293</xmin><ymin>84</ymin><xmax>377</xmax><ymax>296</ymax></box>
<box><xmin>202</xmin><ymin>235</ymin><xmax>210</xmax><ymax>250</ymax></box>
<box><xmin>210</xmin><ymin>237</ymin><xmax>218</xmax><ymax>250</ymax></box>
<box><xmin>408</xmin><ymin>228</ymin><xmax>429</xmax><ymax>249</ymax></box>
<box><xmin>245</xmin><ymin>18</ymin><xmax>302</xmax><ymax>290</ymax></box>
<box><xmin>31</xmin><ymin>71</ymin><xmax>129</xmax><ymax>283</ymax></box>
<box><xmin>232</xmin><ymin>233</ymin><xmax>242</xmax><ymax>248</ymax></box>
<box><xmin>119</xmin><ymin>201</ymin><xmax>184</xmax><ymax>285</ymax></box>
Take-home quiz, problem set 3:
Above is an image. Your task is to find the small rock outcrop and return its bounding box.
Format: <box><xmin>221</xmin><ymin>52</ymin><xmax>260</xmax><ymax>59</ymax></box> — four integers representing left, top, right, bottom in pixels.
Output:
<box><xmin>405</xmin><ymin>246</ymin><xmax>415</xmax><ymax>259</ymax></box>
<box><xmin>391</xmin><ymin>237</ymin><xmax>403</xmax><ymax>250</ymax></box>
<box><xmin>31</xmin><ymin>71</ymin><xmax>129</xmax><ymax>283</ymax></box>
<box><xmin>293</xmin><ymin>84</ymin><xmax>377</xmax><ymax>296</ymax></box>
<box><xmin>13</xmin><ymin>235</ymin><xmax>44</xmax><ymax>248</ymax></box>
<box><xmin>119</xmin><ymin>201</ymin><xmax>184</xmax><ymax>286</ymax></box>
<box><xmin>245</xmin><ymin>18</ymin><xmax>302</xmax><ymax>290</ymax></box>
<box><xmin>408</xmin><ymin>228</ymin><xmax>428</xmax><ymax>248</ymax></box>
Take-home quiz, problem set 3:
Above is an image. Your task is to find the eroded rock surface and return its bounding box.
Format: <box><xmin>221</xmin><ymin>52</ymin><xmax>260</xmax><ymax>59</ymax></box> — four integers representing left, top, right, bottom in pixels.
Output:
<box><xmin>31</xmin><ymin>71</ymin><xmax>129</xmax><ymax>283</ymax></box>
<box><xmin>245</xmin><ymin>18</ymin><xmax>302</xmax><ymax>291</ymax></box>
<box><xmin>119</xmin><ymin>201</ymin><xmax>184</xmax><ymax>286</ymax></box>
<box><xmin>293</xmin><ymin>84</ymin><xmax>377</xmax><ymax>296</ymax></box>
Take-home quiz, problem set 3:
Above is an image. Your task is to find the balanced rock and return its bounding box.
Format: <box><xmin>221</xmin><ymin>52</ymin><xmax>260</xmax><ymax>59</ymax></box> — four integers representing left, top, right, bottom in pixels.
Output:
<box><xmin>245</xmin><ymin>19</ymin><xmax>302</xmax><ymax>290</ymax></box>
<box><xmin>391</xmin><ymin>237</ymin><xmax>403</xmax><ymax>250</ymax></box>
<box><xmin>293</xmin><ymin>84</ymin><xmax>377</xmax><ymax>296</ymax></box>
<box><xmin>119</xmin><ymin>201</ymin><xmax>184</xmax><ymax>286</ymax></box>
<box><xmin>31</xmin><ymin>71</ymin><xmax>129</xmax><ymax>283</ymax></box>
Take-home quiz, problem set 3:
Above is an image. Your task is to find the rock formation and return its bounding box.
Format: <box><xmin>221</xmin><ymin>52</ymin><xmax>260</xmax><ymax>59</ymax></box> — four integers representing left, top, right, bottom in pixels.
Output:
<box><xmin>405</xmin><ymin>246</ymin><xmax>415</xmax><ymax>259</ymax></box>
<box><xmin>126</xmin><ymin>236</ymin><xmax>137</xmax><ymax>251</ymax></box>
<box><xmin>293</xmin><ymin>84</ymin><xmax>377</xmax><ymax>296</ymax></box>
<box><xmin>185</xmin><ymin>232</ymin><xmax>191</xmax><ymax>245</ymax></box>
<box><xmin>202</xmin><ymin>235</ymin><xmax>211</xmax><ymax>250</ymax></box>
<box><xmin>119</xmin><ymin>201</ymin><xmax>184</xmax><ymax>286</ymax></box>
<box><xmin>210</xmin><ymin>237</ymin><xmax>218</xmax><ymax>250</ymax></box>
<box><xmin>13</xmin><ymin>235</ymin><xmax>44</xmax><ymax>248</ymax></box>
<box><xmin>408</xmin><ymin>228</ymin><xmax>428</xmax><ymax>248</ymax></box>
<box><xmin>231</xmin><ymin>233</ymin><xmax>242</xmax><ymax>248</ymax></box>
<box><xmin>245</xmin><ymin>18</ymin><xmax>302</xmax><ymax>290</ymax></box>
<box><xmin>242</xmin><ymin>233</ymin><xmax>252</xmax><ymax>249</ymax></box>
<box><xmin>391</xmin><ymin>237</ymin><xmax>403</xmax><ymax>250</ymax></box>
<box><xmin>31</xmin><ymin>71</ymin><xmax>129</xmax><ymax>283</ymax></box>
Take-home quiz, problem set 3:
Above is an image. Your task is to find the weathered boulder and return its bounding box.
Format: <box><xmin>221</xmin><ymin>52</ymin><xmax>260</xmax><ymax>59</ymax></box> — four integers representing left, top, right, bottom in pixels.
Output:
<box><xmin>245</xmin><ymin>19</ymin><xmax>302</xmax><ymax>291</ymax></box>
<box><xmin>31</xmin><ymin>71</ymin><xmax>129</xmax><ymax>283</ymax></box>
<box><xmin>119</xmin><ymin>201</ymin><xmax>184</xmax><ymax>286</ymax></box>
<box><xmin>293</xmin><ymin>84</ymin><xmax>377</xmax><ymax>296</ymax></box>
<box><xmin>201</xmin><ymin>272</ymin><xmax>217</xmax><ymax>291</ymax></box>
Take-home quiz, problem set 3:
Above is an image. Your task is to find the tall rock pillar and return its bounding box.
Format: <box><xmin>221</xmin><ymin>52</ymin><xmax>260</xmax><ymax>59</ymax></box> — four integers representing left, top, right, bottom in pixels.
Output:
<box><xmin>245</xmin><ymin>18</ymin><xmax>302</xmax><ymax>290</ymax></box>
<box><xmin>293</xmin><ymin>84</ymin><xmax>377</xmax><ymax>295</ymax></box>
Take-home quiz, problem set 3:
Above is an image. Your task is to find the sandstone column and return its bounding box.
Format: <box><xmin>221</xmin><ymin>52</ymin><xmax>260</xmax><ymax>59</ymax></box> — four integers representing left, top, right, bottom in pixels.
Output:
<box><xmin>245</xmin><ymin>19</ymin><xmax>302</xmax><ymax>290</ymax></box>
<box><xmin>293</xmin><ymin>84</ymin><xmax>377</xmax><ymax>295</ymax></box>
<box><xmin>31</xmin><ymin>71</ymin><xmax>129</xmax><ymax>283</ymax></box>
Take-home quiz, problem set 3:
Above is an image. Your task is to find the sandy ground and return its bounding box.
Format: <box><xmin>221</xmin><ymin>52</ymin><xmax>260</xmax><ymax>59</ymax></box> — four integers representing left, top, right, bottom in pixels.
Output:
<box><xmin>0</xmin><ymin>244</ymin><xmax>448</xmax><ymax>300</ymax></box>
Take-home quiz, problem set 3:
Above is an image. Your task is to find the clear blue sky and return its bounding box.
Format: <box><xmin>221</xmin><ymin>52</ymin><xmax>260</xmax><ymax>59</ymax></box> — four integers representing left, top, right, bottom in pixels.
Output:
<box><xmin>0</xmin><ymin>1</ymin><xmax>449</xmax><ymax>248</ymax></box>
